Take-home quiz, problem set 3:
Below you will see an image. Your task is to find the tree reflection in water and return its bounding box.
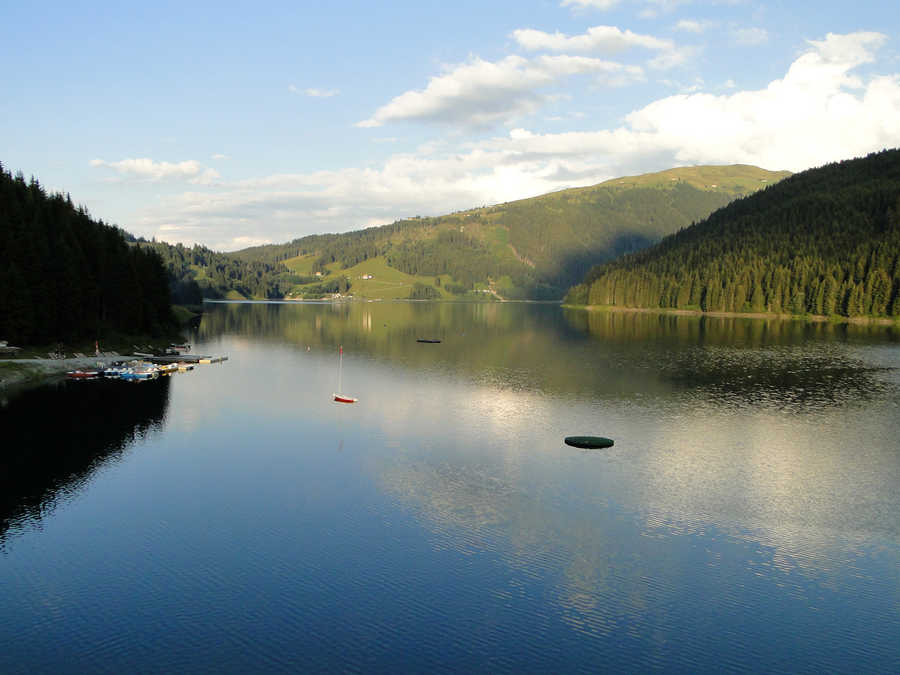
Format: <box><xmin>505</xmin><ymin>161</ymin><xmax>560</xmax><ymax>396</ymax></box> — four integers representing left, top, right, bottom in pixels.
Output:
<box><xmin>0</xmin><ymin>377</ymin><xmax>170</xmax><ymax>548</ymax></box>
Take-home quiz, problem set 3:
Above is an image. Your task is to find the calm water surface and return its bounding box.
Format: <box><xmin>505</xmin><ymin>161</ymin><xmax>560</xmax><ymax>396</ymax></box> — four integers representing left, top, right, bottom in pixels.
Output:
<box><xmin>2</xmin><ymin>302</ymin><xmax>898</xmax><ymax>673</ymax></box>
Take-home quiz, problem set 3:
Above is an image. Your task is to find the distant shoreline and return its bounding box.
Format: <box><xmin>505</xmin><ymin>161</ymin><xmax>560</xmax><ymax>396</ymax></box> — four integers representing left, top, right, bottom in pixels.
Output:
<box><xmin>203</xmin><ymin>297</ymin><xmax>562</xmax><ymax>305</ymax></box>
<box><xmin>564</xmin><ymin>304</ymin><xmax>899</xmax><ymax>326</ymax></box>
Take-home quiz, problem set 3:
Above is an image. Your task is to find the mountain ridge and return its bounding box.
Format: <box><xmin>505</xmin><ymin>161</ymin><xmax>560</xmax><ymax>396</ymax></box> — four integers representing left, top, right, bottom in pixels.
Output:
<box><xmin>225</xmin><ymin>163</ymin><xmax>789</xmax><ymax>300</ymax></box>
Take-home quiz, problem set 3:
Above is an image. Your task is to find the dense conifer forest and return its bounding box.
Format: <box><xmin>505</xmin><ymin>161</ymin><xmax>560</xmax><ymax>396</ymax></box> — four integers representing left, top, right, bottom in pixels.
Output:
<box><xmin>0</xmin><ymin>164</ymin><xmax>177</xmax><ymax>345</ymax></box>
<box><xmin>137</xmin><ymin>240</ymin><xmax>307</xmax><ymax>302</ymax></box>
<box><xmin>565</xmin><ymin>150</ymin><xmax>900</xmax><ymax>319</ymax></box>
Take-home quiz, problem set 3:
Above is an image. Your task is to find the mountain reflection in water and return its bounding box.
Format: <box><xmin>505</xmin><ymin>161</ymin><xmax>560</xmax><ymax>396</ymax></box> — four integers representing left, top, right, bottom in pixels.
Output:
<box><xmin>199</xmin><ymin>300</ymin><xmax>899</xmax><ymax>406</ymax></box>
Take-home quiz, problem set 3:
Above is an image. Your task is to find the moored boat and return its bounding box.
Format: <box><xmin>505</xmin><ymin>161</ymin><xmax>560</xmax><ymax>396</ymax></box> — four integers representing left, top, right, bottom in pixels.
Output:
<box><xmin>102</xmin><ymin>362</ymin><xmax>131</xmax><ymax>379</ymax></box>
<box><xmin>66</xmin><ymin>369</ymin><xmax>100</xmax><ymax>379</ymax></box>
<box><xmin>120</xmin><ymin>369</ymin><xmax>154</xmax><ymax>381</ymax></box>
<box><xmin>120</xmin><ymin>361</ymin><xmax>160</xmax><ymax>381</ymax></box>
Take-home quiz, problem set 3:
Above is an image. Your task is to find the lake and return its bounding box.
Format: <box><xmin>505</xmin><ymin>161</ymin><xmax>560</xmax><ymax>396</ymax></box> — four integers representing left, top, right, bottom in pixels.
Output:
<box><xmin>2</xmin><ymin>301</ymin><xmax>898</xmax><ymax>673</ymax></box>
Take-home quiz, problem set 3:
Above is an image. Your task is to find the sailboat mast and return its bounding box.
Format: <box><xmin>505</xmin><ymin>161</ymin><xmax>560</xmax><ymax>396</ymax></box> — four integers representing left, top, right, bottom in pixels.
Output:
<box><xmin>332</xmin><ymin>344</ymin><xmax>357</xmax><ymax>403</ymax></box>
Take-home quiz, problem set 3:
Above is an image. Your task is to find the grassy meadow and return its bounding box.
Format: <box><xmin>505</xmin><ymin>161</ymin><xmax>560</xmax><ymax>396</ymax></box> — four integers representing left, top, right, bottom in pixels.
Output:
<box><xmin>282</xmin><ymin>254</ymin><xmax>460</xmax><ymax>300</ymax></box>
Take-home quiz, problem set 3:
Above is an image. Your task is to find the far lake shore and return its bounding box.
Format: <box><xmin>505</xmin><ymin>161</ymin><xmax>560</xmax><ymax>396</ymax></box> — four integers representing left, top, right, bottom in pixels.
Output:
<box><xmin>565</xmin><ymin>304</ymin><xmax>900</xmax><ymax>326</ymax></box>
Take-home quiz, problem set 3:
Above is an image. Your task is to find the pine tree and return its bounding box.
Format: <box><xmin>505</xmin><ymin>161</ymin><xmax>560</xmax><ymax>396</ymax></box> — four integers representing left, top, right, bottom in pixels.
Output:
<box><xmin>750</xmin><ymin>281</ymin><xmax>765</xmax><ymax>312</ymax></box>
<box><xmin>867</xmin><ymin>268</ymin><xmax>891</xmax><ymax>316</ymax></box>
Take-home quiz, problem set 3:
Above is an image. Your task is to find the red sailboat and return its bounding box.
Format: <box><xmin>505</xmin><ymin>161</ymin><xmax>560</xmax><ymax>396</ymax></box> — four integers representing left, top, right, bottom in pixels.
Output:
<box><xmin>333</xmin><ymin>345</ymin><xmax>357</xmax><ymax>403</ymax></box>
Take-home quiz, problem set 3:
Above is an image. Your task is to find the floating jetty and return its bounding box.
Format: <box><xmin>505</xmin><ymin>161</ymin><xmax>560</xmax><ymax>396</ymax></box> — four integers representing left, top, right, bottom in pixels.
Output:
<box><xmin>135</xmin><ymin>354</ymin><xmax>228</xmax><ymax>364</ymax></box>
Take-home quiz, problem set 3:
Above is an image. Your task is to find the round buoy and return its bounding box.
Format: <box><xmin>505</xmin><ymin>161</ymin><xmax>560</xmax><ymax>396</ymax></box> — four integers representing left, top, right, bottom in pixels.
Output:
<box><xmin>565</xmin><ymin>436</ymin><xmax>614</xmax><ymax>449</ymax></box>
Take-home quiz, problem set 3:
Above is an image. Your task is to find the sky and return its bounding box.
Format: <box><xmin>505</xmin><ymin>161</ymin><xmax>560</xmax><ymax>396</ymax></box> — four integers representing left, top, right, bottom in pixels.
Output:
<box><xmin>2</xmin><ymin>1</ymin><xmax>898</xmax><ymax>251</ymax></box>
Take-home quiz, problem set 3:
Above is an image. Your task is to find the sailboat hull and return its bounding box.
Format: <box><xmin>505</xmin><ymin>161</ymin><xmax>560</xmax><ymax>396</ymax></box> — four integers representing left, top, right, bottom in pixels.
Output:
<box><xmin>333</xmin><ymin>345</ymin><xmax>357</xmax><ymax>402</ymax></box>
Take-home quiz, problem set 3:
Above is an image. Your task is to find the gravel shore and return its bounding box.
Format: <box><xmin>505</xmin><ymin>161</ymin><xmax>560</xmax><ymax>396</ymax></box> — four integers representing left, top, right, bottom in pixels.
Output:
<box><xmin>0</xmin><ymin>356</ymin><xmax>125</xmax><ymax>390</ymax></box>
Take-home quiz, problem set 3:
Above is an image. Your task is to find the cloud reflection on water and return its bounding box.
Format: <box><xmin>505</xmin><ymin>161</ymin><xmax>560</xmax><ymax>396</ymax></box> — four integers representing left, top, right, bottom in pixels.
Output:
<box><xmin>192</xmin><ymin>302</ymin><xmax>900</xmax><ymax>646</ymax></box>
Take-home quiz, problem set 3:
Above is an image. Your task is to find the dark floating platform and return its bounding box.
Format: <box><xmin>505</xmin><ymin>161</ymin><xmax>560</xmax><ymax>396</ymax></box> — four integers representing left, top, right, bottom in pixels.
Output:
<box><xmin>565</xmin><ymin>436</ymin><xmax>615</xmax><ymax>449</ymax></box>
<box><xmin>416</xmin><ymin>339</ymin><xmax>441</xmax><ymax>343</ymax></box>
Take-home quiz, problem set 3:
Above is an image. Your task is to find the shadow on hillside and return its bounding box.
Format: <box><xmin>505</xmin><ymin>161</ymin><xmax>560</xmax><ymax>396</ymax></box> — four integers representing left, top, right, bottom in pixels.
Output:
<box><xmin>548</xmin><ymin>231</ymin><xmax>659</xmax><ymax>293</ymax></box>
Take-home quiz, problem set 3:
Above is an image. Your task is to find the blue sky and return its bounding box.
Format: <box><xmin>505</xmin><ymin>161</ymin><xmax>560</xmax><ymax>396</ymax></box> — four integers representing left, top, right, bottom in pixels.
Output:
<box><xmin>2</xmin><ymin>1</ymin><xmax>898</xmax><ymax>251</ymax></box>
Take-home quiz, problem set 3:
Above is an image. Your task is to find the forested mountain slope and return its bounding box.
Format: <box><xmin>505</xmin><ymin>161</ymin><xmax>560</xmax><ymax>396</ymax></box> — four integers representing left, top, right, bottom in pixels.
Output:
<box><xmin>233</xmin><ymin>164</ymin><xmax>788</xmax><ymax>300</ymax></box>
<box><xmin>0</xmin><ymin>164</ymin><xmax>177</xmax><ymax>345</ymax></box>
<box><xmin>136</xmin><ymin>240</ymin><xmax>305</xmax><ymax>303</ymax></box>
<box><xmin>565</xmin><ymin>149</ymin><xmax>900</xmax><ymax>319</ymax></box>
<box><xmin>0</xmin><ymin>162</ymin><xmax>790</xmax><ymax>321</ymax></box>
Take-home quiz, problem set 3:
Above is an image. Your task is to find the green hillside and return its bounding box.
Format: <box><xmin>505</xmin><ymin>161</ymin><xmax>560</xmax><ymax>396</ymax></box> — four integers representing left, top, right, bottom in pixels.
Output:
<box><xmin>565</xmin><ymin>149</ymin><xmax>900</xmax><ymax>320</ymax></box>
<box><xmin>282</xmin><ymin>256</ymin><xmax>465</xmax><ymax>301</ymax></box>
<box><xmin>234</xmin><ymin>164</ymin><xmax>789</xmax><ymax>300</ymax></box>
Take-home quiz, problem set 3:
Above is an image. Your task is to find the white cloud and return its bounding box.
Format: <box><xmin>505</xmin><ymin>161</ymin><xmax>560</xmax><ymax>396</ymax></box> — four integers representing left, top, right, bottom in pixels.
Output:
<box><xmin>134</xmin><ymin>32</ymin><xmax>900</xmax><ymax>251</ymax></box>
<box><xmin>512</xmin><ymin>25</ymin><xmax>673</xmax><ymax>53</ymax></box>
<box><xmin>90</xmin><ymin>158</ymin><xmax>220</xmax><ymax>184</ymax></box>
<box><xmin>357</xmin><ymin>54</ymin><xmax>643</xmax><ymax>129</ymax></box>
<box><xmin>561</xmin><ymin>0</ymin><xmax>620</xmax><ymax>10</ymax></box>
<box><xmin>288</xmin><ymin>85</ymin><xmax>339</xmax><ymax>97</ymax></box>
<box><xmin>212</xmin><ymin>153</ymin><xmax>229</xmax><ymax>160</ymax></box>
<box><xmin>622</xmin><ymin>31</ymin><xmax>895</xmax><ymax>169</ymax></box>
<box><xmin>477</xmin><ymin>32</ymin><xmax>896</xmax><ymax>173</ymax></box>
<box><xmin>511</xmin><ymin>25</ymin><xmax>689</xmax><ymax>73</ymax></box>
<box><xmin>732</xmin><ymin>27</ymin><xmax>769</xmax><ymax>46</ymax></box>
<box><xmin>304</xmin><ymin>88</ymin><xmax>339</xmax><ymax>98</ymax></box>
